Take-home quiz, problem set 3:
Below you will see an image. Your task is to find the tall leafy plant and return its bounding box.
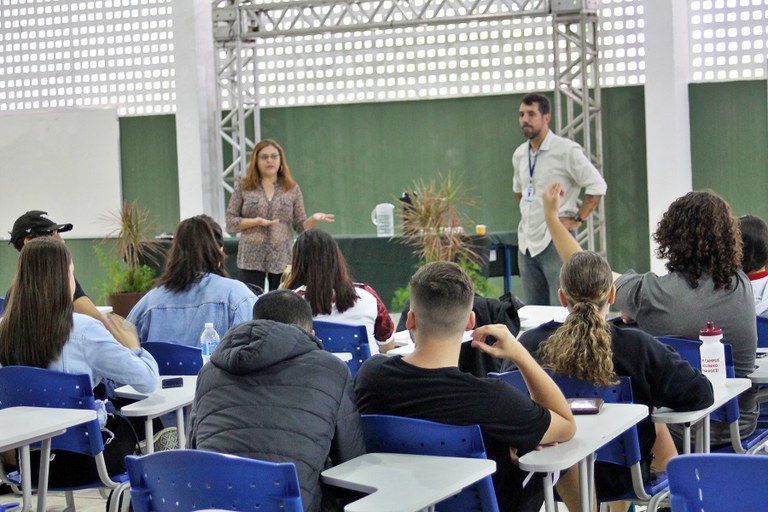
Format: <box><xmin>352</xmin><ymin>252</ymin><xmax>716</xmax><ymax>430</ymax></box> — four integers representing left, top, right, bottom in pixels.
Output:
<box><xmin>392</xmin><ymin>172</ymin><xmax>495</xmax><ymax>311</ymax></box>
<box><xmin>97</xmin><ymin>201</ymin><xmax>162</xmax><ymax>298</ymax></box>
<box><xmin>399</xmin><ymin>172</ymin><xmax>479</xmax><ymax>264</ymax></box>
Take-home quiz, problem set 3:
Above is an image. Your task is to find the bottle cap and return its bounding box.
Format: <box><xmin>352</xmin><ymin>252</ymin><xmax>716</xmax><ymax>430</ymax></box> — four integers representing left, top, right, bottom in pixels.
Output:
<box><xmin>700</xmin><ymin>321</ymin><xmax>722</xmax><ymax>336</ymax></box>
<box><xmin>204</xmin><ymin>322</ymin><xmax>214</xmax><ymax>328</ymax></box>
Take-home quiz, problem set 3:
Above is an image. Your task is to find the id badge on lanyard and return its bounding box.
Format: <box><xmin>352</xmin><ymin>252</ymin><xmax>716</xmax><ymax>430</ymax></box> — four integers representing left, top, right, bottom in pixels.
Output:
<box><xmin>524</xmin><ymin>145</ymin><xmax>538</xmax><ymax>203</ymax></box>
<box><xmin>524</xmin><ymin>180</ymin><xmax>535</xmax><ymax>203</ymax></box>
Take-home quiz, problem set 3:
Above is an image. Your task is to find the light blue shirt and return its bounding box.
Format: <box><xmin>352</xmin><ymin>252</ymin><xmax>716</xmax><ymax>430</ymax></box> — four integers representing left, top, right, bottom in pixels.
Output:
<box><xmin>50</xmin><ymin>313</ymin><xmax>159</xmax><ymax>394</ymax></box>
<box><xmin>45</xmin><ymin>313</ymin><xmax>158</xmax><ymax>426</ymax></box>
<box><xmin>127</xmin><ymin>273</ymin><xmax>257</xmax><ymax>347</ymax></box>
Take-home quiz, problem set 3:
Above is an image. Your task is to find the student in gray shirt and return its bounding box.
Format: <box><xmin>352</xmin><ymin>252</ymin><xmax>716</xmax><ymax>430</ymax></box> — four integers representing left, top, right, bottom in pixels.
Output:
<box><xmin>540</xmin><ymin>184</ymin><xmax>757</xmax><ymax>449</ymax></box>
<box><xmin>613</xmin><ymin>190</ymin><xmax>757</xmax><ymax>447</ymax></box>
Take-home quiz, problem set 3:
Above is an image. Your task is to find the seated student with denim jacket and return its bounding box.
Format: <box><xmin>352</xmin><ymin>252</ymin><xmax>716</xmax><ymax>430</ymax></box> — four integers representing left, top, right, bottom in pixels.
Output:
<box><xmin>128</xmin><ymin>215</ymin><xmax>257</xmax><ymax>346</ymax></box>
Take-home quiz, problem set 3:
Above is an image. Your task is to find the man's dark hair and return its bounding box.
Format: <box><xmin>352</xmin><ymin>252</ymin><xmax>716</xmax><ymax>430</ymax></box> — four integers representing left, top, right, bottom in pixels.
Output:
<box><xmin>253</xmin><ymin>290</ymin><xmax>313</xmax><ymax>331</ymax></box>
<box><xmin>521</xmin><ymin>93</ymin><xmax>551</xmax><ymax>116</ymax></box>
<box><xmin>740</xmin><ymin>214</ymin><xmax>768</xmax><ymax>274</ymax></box>
<box><xmin>409</xmin><ymin>261</ymin><xmax>474</xmax><ymax>337</ymax></box>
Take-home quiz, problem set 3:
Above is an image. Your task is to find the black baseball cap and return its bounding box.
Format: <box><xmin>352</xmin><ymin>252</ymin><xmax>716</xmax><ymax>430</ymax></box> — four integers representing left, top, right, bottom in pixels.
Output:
<box><xmin>9</xmin><ymin>210</ymin><xmax>73</xmax><ymax>251</ymax></box>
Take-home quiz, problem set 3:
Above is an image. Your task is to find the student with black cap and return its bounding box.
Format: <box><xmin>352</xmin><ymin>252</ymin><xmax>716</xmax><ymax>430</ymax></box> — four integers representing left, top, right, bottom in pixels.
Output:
<box><xmin>7</xmin><ymin>210</ymin><xmax>135</xmax><ymax>343</ymax></box>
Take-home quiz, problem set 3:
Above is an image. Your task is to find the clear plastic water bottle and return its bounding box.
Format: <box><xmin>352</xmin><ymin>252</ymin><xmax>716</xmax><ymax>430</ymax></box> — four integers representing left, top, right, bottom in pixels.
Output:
<box><xmin>200</xmin><ymin>323</ymin><xmax>220</xmax><ymax>365</ymax></box>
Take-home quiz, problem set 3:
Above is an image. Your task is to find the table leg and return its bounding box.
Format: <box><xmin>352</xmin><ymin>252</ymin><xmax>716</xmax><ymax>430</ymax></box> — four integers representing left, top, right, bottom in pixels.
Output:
<box><xmin>682</xmin><ymin>423</ymin><xmax>691</xmax><ymax>454</ymax></box>
<box><xmin>703</xmin><ymin>415</ymin><xmax>711</xmax><ymax>453</ymax></box>
<box><xmin>586</xmin><ymin>453</ymin><xmax>596</xmax><ymax>511</ymax></box>
<box><xmin>35</xmin><ymin>438</ymin><xmax>52</xmax><ymax>512</ymax></box>
<box><xmin>578</xmin><ymin>458</ymin><xmax>590</xmax><ymax>512</ymax></box>
<box><xmin>19</xmin><ymin>446</ymin><xmax>31</xmax><ymax>512</ymax></box>
<box><xmin>542</xmin><ymin>473</ymin><xmax>556</xmax><ymax>512</ymax></box>
<box><xmin>175</xmin><ymin>408</ymin><xmax>186</xmax><ymax>449</ymax></box>
<box><xmin>694</xmin><ymin>421</ymin><xmax>704</xmax><ymax>453</ymax></box>
<box><xmin>144</xmin><ymin>418</ymin><xmax>154</xmax><ymax>454</ymax></box>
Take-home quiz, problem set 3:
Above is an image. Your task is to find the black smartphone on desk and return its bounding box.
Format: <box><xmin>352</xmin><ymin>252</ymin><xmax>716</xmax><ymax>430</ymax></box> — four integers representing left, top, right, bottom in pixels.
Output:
<box><xmin>162</xmin><ymin>377</ymin><xmax>184</xmax><ymax>389</ymax></box>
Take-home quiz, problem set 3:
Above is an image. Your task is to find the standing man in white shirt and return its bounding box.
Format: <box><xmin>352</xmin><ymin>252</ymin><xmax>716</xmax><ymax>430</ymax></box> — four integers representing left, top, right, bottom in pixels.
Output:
<box><xmin>512</xmin><ymin>93</ymin><xmax>607</xmax><ymax>305</ymax></box>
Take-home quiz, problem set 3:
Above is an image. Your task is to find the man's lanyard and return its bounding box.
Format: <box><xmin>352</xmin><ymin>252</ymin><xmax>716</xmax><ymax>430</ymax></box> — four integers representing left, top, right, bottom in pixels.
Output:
<box><xmin>527</xmin><ymin>143</ymin><xmax>539</xmax><ymax>180</ymax></box>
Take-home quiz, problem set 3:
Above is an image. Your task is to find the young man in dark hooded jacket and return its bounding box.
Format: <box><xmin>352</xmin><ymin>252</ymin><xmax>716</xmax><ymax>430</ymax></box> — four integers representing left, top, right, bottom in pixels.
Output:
<box><xmin>188</xmin><ymin>290</ymin><xmax>365</xmax><ymax>512</ymax></box>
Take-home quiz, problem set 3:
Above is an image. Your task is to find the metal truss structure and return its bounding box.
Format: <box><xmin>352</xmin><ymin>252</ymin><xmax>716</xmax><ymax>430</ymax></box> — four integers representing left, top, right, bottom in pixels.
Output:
<box><xmin>212</xmin><ymin>0</ymin><xmax>605</xmax><ymax>254</ymax></box>
<box><xmin>552</xmin><ymin>9</ymin><xmax>605</xmax><ymax>255</ymax></box>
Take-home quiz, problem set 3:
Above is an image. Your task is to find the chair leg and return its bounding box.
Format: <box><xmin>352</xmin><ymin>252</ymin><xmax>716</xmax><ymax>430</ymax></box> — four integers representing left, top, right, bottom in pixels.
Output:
<box><xmin>107</xmin><ymin>482</ymin><xmax>131</xmax><ymax>512</ymax></box>
<box><xmin>646</xmin><ymin>489</ymin><xmax>670</xmax><ymax>512</ymax></box>
<box><xmin>62</xmin><ymin>490</ymin><xmax>76</xmax><ymax>512</ymax></box>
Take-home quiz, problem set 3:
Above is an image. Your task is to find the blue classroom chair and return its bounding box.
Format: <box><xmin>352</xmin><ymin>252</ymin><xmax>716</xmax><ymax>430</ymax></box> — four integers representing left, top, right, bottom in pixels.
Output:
<box><xmin>360</xmin><ymin>414</ymin><xmax>499</xmax><ymax>512</ymax></box>
<box><xmin>142</xmin><ymin>342</ymin><xmax>202</xmax><ymax>375</ymax></box>
<box><xmin>667</xmin><ymin>453</ymin><xmax>768</xmax><ymax>511</ymax></box>
<box><xmin>125</xmin><ymin>450</ymin><xmax>303</xmax><ymax>512</ymax></box>
<box><xmin>312</xmin><ymin>320</ymin><xmax>371</xmax><ymax>376</ymax></box>
<box><xmin>489</xmin><ymin>370</ymin><xmax>668</xmax><ymax>511</ymax></box>
<box><xmin>656</xmin><ymin>335</ymin><xmax>768</xmax><ymax>454</ymax></box>
<box><xmin>0</xmin><ymin>366</ymin><xmax>130</xmax><ymax>512</ymax></box>
<box><xmin>757</xmin><ymin>316</ymin><xmax>768</xmax><ymax>349</ymax></box>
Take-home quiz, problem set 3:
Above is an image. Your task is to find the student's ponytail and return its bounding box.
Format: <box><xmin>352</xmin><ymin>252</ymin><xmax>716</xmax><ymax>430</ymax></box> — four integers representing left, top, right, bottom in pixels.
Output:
<box><xmin>538</xmin><ymin>252</ymin><xmax>617</xmax><ymax>386</ymax></box>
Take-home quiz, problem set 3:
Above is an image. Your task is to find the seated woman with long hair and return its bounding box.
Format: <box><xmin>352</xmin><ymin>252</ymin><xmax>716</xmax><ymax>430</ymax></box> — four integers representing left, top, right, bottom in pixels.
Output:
<box><xmin>513</xmin><ymin>250</ymin><xmax>713</xmax><ymax>510</ymax></box>
<box><xmin>0</xmin><ymin>237</ymin><xmax>159</xmax><ymax>486</ymax></box>
<box><xmin>128</xmin><ymin>215</ymin><xmax>257</xmax><ymax>346</ymax></box>
<box><xmin>284</xmin><ymin>229</ymin><xmax>395</xmax><ymax>354</ymax></box>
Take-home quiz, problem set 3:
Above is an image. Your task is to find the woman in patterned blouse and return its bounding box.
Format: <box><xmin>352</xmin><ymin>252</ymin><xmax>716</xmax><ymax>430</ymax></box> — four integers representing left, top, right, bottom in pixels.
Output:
<box><xmin>226</xmin><ymin>139</ymin><xmax>334</xmax><ymax>292</ymax></box>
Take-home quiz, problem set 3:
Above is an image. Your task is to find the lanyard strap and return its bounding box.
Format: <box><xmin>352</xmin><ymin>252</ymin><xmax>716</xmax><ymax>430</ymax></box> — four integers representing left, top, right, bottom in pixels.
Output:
<box><xmin>527</xmin><ymin>143</ymin><xmax>539</xmax><ymax>179</ymax></box>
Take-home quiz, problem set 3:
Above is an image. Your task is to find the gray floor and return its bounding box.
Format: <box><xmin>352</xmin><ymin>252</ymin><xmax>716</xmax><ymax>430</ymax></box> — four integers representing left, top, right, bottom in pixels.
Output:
<box><xmin>0</xmin><ymin>488</ymin><xmax>106</xmax><ymax>512</ymax></box>
<box><xmin>0</xmin><ymin>487</ymin><xmax>582</xmax><ymax>512</ymax></box>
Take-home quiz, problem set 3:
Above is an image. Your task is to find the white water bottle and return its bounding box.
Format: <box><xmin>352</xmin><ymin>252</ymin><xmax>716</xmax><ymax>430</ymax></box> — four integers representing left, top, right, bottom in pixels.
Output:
<box><xmin>200</xmin><ymin>323</ymin><xmax>220</xmax><ymax>365</ymax></box>
<box><xmin>699</xmin><ymin>321</ymin><xmax>726</xmax><ymax>387</ymax></box>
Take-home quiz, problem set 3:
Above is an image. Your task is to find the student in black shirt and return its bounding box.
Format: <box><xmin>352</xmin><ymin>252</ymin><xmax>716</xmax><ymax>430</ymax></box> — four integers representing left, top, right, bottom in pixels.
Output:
<box><xmin>355</xmin><ymin>261</ymin><xmax>576</xmax><ymax>512</ymax></box>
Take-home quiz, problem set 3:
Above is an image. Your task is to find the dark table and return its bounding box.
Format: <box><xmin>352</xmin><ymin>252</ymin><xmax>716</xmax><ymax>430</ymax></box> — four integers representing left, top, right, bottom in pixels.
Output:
<box><xmin>220</xmin><ymin>231</ymin><xmax>516</xmax><ymax>308</ymax></box>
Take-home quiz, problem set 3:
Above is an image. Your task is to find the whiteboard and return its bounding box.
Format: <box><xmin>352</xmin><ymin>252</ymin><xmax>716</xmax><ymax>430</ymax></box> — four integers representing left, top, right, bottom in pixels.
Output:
<box><xmin>0</xmin><ymin>108</ymin><xmax>122</xmax><ymax>239</ymax></box>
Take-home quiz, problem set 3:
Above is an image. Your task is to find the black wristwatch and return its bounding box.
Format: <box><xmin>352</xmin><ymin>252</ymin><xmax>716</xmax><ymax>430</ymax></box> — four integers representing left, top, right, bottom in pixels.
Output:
<box><xmin>572</xmin><ymin>213</ymin><xmax>584</xmax><ymax>223</ymax></box>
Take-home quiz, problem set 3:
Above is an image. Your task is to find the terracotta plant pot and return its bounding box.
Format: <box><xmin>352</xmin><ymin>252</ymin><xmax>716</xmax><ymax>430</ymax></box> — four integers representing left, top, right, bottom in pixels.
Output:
<box><xmin>106</xmin><ymin>292</ymin><xmax>145</xmax><ymax>318</ymax></box>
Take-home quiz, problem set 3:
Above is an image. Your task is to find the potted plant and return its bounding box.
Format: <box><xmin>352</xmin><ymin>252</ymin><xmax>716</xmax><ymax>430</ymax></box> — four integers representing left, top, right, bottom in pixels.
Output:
<box><xmin>392</xmin><ymin>172</ymin><xmax>494</xmax><ymax>311</ymax></box>
<box><xmin>95</xmin><ymin>201</ymin><xmax>162</xmax><ymax>317</ymax></box>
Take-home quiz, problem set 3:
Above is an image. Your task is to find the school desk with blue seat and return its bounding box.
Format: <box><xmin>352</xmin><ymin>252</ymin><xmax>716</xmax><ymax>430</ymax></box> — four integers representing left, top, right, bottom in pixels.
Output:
<box><xmin>490</xmin><ymin>370</ymin><xmax>665</xmax><ymax>512</ymax></box>
<box><xmin>360</xmin><ymin>414</ymin><xmax>499</xmax><ymax>512</ymax></box>
<box><xmin>312</xmin><ymin>320</ymin><xmax>371</xmax><ymax>377</ymax></box>
<box><xmin>656</xmin><ymin>335</ymin><xmax>768</xmax><ymax>454</ymax></box>
<box><xmin>0</xmin><ymin>366</ymin><xmax>130</xmax><ymax>512</ymax></box>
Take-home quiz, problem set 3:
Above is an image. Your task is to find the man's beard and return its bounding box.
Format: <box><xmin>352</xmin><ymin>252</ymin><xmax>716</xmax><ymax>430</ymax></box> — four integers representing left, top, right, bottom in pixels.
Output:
<box><xmin>523</xmin><ymin>127</ymin><xmax>540</xmax><ymax>140</ymax></box>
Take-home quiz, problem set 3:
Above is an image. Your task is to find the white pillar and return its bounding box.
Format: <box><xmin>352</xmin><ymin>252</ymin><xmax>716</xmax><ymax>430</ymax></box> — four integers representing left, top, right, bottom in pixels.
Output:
<box><xmin>172</xmin><ymin>0</ymin><xmax>223</xmax><ymax>221</ymax></box>
<box><xmin>643</xmin><ymin>1</ymin><xmax>692</xmax><ymax>274</ymax></box>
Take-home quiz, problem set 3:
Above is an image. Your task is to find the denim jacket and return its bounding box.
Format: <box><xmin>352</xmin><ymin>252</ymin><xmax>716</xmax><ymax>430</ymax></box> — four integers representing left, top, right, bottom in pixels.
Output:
<box><xmin>127</xmin><ymin>273</ymin><xmax>258</xmax><ymax>347</ymax></box>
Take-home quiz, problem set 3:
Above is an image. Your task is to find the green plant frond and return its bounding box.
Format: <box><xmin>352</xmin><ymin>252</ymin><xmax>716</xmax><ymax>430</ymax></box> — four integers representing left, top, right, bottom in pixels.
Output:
<box><xmin>95</xmin><ymin>201</ymin><xmax>161</xmax><ymax>298</ymax></box>
<box><xmin>98</xmin><ymin>200</ymin><xmax>162</xmax><ymax>269</ymax></box>
<box><xmin>398</xmin><ymin>171</ymin><xmax>480</xmax><ymax>265</ymax></box>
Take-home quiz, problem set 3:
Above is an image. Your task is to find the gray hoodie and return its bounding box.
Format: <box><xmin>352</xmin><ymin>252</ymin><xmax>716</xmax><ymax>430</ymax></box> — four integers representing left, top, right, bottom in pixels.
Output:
<box><xmin>188</xmin><ymin>320</ymin><xmax>365</xmax><ymax>512</ymax></box>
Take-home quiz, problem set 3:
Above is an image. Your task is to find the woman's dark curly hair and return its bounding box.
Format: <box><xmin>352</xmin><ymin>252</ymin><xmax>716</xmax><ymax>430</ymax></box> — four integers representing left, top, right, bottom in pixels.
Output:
<box><xmin>654</xmin><ymin>190</ymin><xmax>742</xmax><ymax>290</ymax></box>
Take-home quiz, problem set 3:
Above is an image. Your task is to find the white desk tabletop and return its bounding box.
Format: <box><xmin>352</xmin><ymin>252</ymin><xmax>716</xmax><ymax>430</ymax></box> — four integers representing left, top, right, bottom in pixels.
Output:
<box><xmin>0</xmin><ymin>406</ymin><xmax>97</xmax><ymax>451</ymax></box>
<box><xmin>321</xmin><ymin>453</ymin><xmax>496</xmax><ymax>512</ymax></box>
<box><xmin>0</xmin><ymin>406</ymin><xmax>97</xmax><ymax>512</ymax></box>
<box><xmin>518</xmin><ymin>305</ymin><xmax>569</xmax><ymax>332</ymax></box>
<box><xmin>115</xmin><ymin>375</ymin><xmax>197</xmax><ymax>417</ymax></box>
<box><xmin>518</xmin><ymin>403</ymin><xmax>648</xmax><ymax>473</ymax></box>
<box><xmin>651</xmin><ymin>378</ymin><xmax>751</xmax><ymax>424</ymax></box>
<box><xmin>748</xmin><ymin>352</ymin><xmax>768</xmax><ymax>384</ymax></box>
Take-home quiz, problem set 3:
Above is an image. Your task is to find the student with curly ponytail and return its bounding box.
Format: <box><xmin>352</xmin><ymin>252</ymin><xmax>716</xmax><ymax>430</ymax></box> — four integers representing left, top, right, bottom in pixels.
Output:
<box><xmin>537</xmin><ymin>252</ymin><xmax>617</xmax><ymax>387</ymax></box>
<box><xmin>513</xmin><ymin>183</ymin><xmax>715</xmax><ymax>511</ymax></box>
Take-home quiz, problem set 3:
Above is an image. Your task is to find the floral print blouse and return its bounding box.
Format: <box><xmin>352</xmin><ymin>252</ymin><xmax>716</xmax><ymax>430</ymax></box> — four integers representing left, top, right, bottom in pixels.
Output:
<box><xmin>226</xmin><ymin>181</ymin><xmax>307</xmax><ymax>274</ymax></box>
